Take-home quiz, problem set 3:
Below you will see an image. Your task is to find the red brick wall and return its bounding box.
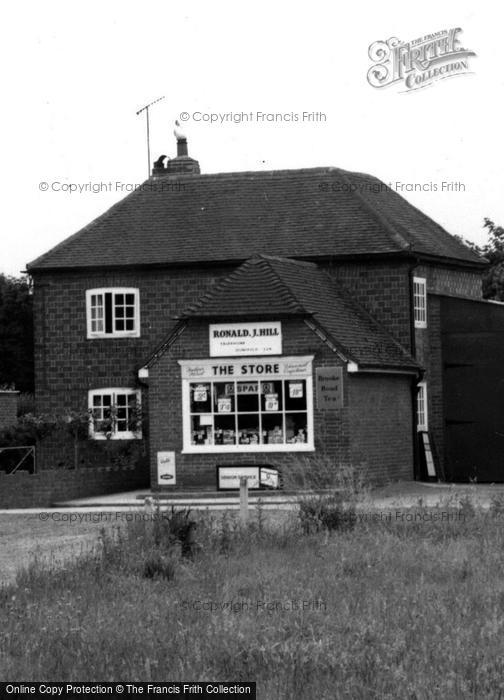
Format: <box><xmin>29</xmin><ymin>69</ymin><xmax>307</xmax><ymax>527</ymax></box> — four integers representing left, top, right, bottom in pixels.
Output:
<box><xmin>348</xmin><ymin>374</ymin><xmax>414</xmax><ymax>483</ymax></box>
<box><xmin>414</xmin><ymin>264</ymin><xmax>483</xmax><ymax>476</ymax></box>
<box><xmin>31</xmin><ymin>259</ymin><xmax>483</xmax><ymax>485</ymax></box>
<box><xmin>326</xmin><ymin>261</ymin><xmax>413</xmax><ymax>350</ymax></box>
<box><xmin>32</xmin><ymin>266</ymin><xmax>234</xmax><ymax>468</ymax></box>
<box><xmin>147</xmin><ymin>318</ymin><xmax>414</xmax><ymax>489</ymax></box>
<box><xmin>0</xmin><ymin>392</ymin><xmax>18</xmax><ymax>428</ymax></box>
<box><xmin>0</xmin><ymin>464</ymin><xmax>146</xmax><ymax>508</ymax></box>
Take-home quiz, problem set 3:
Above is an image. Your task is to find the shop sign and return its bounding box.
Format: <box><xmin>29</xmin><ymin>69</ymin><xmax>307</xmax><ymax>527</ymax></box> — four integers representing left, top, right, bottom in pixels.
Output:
<box><xmin>224</xmin><ymin>382</ymin><xmax>275</xmax><ymax>395</ymax></box>
<box><xmin>217</xmin><ymin>465</ymin><xmax>280</xmax><ymax>490</ymax></box>
<box><xmin>217</xmin><ymin>397</ymin><xmax>232</xmax><ymax>413</ymax></box>
<box><xmin>180</xmin><ymin>356</ymin><xmax>313</xmax><ymax>381</ymax></box>
<box><xmin>193</xmin><ymin>385</ymin><xmax>208</xmax><ymax>402</ymax></box>
<box><xmin>264</xmin><ymin>394</ymin><xmax>279</xmax><ymax>411</ymax></box>
<box><xmin>218</xmin><ymin>466</ymin><xmax>260</xmax><ymax>490</ymax></box>
<box><xmin>289</xmin><ymin>382</ymin><xmax>304</xmax><ymax>399</ymax></box>
<box><xmin>315</xmin><ymin>367</ymin><xmax>344</xmax><ymax>409</ymax></box>
<box><xmin>210</xmin><ymin>322</ymin><xmax>282</xmax><ymax>356</ymax></box>
<box><xmin>157</xmin><ymin>451</ymin><xmax>176</xmax><ymax>485</ymax></box>
<box><xmin>260</xmin><ymin>467</ymin><xmax>279</xmax><ymax>489</ymax></box>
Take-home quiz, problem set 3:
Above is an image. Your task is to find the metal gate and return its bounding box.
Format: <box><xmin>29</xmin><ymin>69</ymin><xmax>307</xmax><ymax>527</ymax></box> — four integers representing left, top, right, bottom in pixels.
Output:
<box><xmin>0</xmin><ymin>446</ymin><xmax>36</xmax><ymax>474</ymax></box>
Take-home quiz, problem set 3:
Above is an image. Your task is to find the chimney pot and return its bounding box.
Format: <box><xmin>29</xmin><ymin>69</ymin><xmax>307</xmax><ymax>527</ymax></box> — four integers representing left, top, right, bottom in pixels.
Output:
<box><xmin>177</xmin><ymin>138</ymin><xmax>188</xmax><ymax>158</ymax></box>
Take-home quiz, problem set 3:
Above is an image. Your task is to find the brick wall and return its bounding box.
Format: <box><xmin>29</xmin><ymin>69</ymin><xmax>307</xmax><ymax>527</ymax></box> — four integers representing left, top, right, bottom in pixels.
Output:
<box><xmin>415</xmin><ymin>264</ymin><xmax>483</xmax><ymax>299</ymax></box>
<box><xmin>0</xmin><ymin>391</ymin><xmax>18</xmax><ymax>428</ymax></box>
<box><xmin>414</xmin><ymin>264</ymin><xmax>483</xmax><ymax>476</ymax></box>
<box><xmin>0</xmin><ymin>463</ymin><xmax>146</xmax><ymax>508</ymax></box>
<box><xmin>147</xmin><ymin>318</ymin><xmax>414</xmax><ymax>489</ymax></box>
<box><xmin>348</xmin><ymin>374</ymin><xmax>414</xmax><ymax>483</ymax></box>
<box><xmin>327</xmin><ymin>261</ymin><xmax>413</xmax><ymax>350</ymax></box>
<box><xmin>32</xmin><ymin>266</ymin><xmax>234</xmax><ymax>468</ymax></box>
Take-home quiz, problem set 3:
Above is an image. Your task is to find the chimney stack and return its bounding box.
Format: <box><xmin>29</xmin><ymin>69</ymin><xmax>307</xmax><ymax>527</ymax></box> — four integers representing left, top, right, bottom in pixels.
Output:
<box><xmin>151</xmin><ymin>121</ymin><xmax>200</xmax><ymax>177</ymax></box>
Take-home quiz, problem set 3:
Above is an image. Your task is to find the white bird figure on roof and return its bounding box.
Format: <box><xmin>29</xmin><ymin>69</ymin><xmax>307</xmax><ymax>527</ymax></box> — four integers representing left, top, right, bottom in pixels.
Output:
<box><xmin>174</xmin><ymin>119</ymin><xmax>187</xmax><ymax>141</ymax></box>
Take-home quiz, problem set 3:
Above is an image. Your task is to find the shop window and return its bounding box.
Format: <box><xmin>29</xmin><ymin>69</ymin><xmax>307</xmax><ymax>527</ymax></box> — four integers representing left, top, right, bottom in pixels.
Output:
<box><xmin>86</xmin><ymin>288</ymin><xmax>140</xmax><ymax>338</ymax></box>
<box><xmin>417</xmin><ymin>382</ymin><xmax>428</xmax><ymax>431</ymax></box>
<box><xmin>413</xmin><ymin>277</ymin><xmax>427</xmax><ymax>328</ymax></box>
<box><xmin>88</xmin><ymin>388</ymin><xmax>142</xmax><ymax>439</ymax></box>
<box><xmin>183</xmin><ymin>369</ymin><xmax>314</xmax><ymax>453</ymax></box>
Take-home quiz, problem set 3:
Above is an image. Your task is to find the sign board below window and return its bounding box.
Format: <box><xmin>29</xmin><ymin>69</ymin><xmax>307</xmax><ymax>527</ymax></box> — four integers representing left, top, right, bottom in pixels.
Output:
<box><xmin>315</xmin><ymin>367</ymin><xmax>344</xmax><ymax>409</ymax></box>
<box><xmin>157</xmin><ymin>451</ymin><xmax>176</xmax><ymax>485</ymax></box>
<box><xmin>210</xmin><ymin>322</ymin><xmax>282</xmax><ymax>357</ymax></box>
<box><xmin>217</xmin><ymin>465</ymin><xmax>280</xmax><ymax>490</ymax></box>
<box><xmin>218</xmin><ymin>466</ymin><xmax>260</xmax><ymax>490</ymax></box>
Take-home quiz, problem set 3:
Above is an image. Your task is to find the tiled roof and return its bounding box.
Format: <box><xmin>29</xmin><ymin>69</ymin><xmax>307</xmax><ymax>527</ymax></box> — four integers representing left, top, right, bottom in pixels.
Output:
<box><xmin>177</xmin><ymin>255</ymin><xmax>420</xmax><ymax>372</ymax></box>
<box><xmin>27</xmin><ymin>167</ymin><xmax>485</xmax><ymax>270</ymax></box>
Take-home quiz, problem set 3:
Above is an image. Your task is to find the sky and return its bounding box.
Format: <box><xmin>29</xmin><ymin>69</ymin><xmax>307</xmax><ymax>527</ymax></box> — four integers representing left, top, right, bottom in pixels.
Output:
<box><xmin>1</xmin><ymin>0</ymin><xmax>501</xmax><ymax>276</ymax></box>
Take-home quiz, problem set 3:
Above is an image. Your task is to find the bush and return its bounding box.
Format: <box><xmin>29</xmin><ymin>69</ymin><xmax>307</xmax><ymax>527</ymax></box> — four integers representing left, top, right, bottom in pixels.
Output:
<box><xmin>17</xmin><ymin>392</ymin><xmax>35</xmax><ymax>418</ymax></box>
<box><xmin>282</xmin><ymin>456</ymin><xmax>369</xmax><ymax>534</ymax></box>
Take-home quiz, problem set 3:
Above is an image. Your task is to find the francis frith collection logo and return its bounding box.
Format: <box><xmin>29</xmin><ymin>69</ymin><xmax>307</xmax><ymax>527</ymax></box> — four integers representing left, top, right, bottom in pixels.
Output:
<box><xmin>367</xmin><ymin>28</ymin><xmax>476</xmax><ymax>92</ymax></box>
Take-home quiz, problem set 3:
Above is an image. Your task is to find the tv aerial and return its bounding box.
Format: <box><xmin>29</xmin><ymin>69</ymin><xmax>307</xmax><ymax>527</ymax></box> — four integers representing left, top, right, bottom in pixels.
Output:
<box><xmin>136</xmin><ymin>96</ymin><xmax>166</xmax><ymax>178</ymax></box>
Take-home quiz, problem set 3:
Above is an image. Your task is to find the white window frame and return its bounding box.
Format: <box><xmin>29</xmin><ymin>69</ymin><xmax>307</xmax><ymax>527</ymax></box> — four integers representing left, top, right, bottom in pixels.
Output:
<box><xmin>413</xmin><ymin>277</ymin><xmax>427</xmax><ymax>329</ymax></box>
<box><xmin>88</xmin><ymin>388</ymin><xmax>142</xmax><ymax>440</ymax></box>
<box><xmin>180</xmin><ymin>356</ymin><xmax>315</xmax><ymax>454</ymax></box>
<box><xmin>416</xmin><ymin>381</ymin><xmax>428</xmax><ymax>431</ymax></box>
<box><xmin>86</xmin><ymin>288</ymin><xmax>140</xmax><ymax>338</ymax></box>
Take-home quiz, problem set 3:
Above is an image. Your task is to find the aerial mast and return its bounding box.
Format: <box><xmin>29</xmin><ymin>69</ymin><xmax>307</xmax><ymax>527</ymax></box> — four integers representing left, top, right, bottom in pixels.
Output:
<box><xmin>136</xmin><ymin>96</ymin><xmax>166</xmax><ymax>178</ymax></box>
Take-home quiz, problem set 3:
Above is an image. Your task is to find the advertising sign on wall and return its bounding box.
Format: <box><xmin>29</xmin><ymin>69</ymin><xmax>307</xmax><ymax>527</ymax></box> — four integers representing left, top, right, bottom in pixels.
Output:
<box><xmin>157</xmin><ymin>451</ymin><xmax>176</xmax><ymax>485</ymax></box>
<box><xmin>210</xmin><ymin>322</ymin><xmax>282</xmax><ymax>356</ymax></box>
<box><xmin>315</xmin><ymin>367</ymin><xmax>344</xmax><ymax>409</ymax></box>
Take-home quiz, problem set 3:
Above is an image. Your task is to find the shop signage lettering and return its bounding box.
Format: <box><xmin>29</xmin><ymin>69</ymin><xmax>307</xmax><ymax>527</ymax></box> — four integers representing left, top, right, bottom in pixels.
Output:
<box><xmin>224</xmin><ymin>382</ymin><xmax>274</xmax><ymax>395</ymax></box>
<box><xmin>316</xmin><ymin>367</ymin><xmax>344</xmax><ymax>409</ymax></box>
<box><xmin>180</xmin><ymin>356</ymin><xmax>314</xmax><ymax>381</ymax></box>
<box><xmin>210</xmin><ymin>322</ymin><xmax>282</xmax><ymax>356</ymax></box>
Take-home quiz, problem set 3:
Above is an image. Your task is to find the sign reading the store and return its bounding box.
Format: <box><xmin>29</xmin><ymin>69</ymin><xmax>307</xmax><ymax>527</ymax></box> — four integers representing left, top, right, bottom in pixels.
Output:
<box><xmin>315</xmin><ymin>367</ymin><xmax>344</xmax><ymax>409</ymax></box>
<box><xmin>210</xmin><ymin>322</ymin><xmax>282</xmax><ymax>357</ymax></box>
<box><xmin>180</xmin><ymin>356</ymin><xmax>313</xmax><ymax>380</ymax></box>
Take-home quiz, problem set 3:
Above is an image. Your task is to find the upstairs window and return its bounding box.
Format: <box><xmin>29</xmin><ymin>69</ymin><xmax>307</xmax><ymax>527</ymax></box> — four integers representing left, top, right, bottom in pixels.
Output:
<box><xmin>413</xmin><ymin>277</ymin><xmax>427</xmax><ymax>328</ymax></box>
<box><xmin>86</xmin><ymin>288</ymin><xmax>140</xmax><ymax>338</ymax></box>
<box><xmin>88</xmin><ymin>388</ymin><xmax>142</xmax><ymax>439</ymax></box>
<box><xmin>417</xmin><ymin>382</ymin><xmax>428</xmax><ymax>431</ymax></box>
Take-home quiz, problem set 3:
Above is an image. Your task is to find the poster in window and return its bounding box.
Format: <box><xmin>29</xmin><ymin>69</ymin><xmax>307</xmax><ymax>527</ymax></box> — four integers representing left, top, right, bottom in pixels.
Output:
<box><xmin>194</xmin><ymin>385</ymin><xmax>208</xmax><ymax>402</ymax></box>
<box><xmin>265</xmin><ymin>393</ymin><xmax>279</xmax><ymax>411</ymax></box>
<box><xmin>289</xmin><ymin>382</ymin><xmax>303</xmax><ymax>399</ymax></box>
<box><xmin>218</xmin><ymin>397</ymin><xmax>232</xmax><ymax>413</ymax></box>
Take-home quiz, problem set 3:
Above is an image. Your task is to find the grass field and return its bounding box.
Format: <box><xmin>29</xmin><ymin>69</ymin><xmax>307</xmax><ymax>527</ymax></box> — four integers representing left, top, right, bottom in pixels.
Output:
<box><xmin>2</xmin><ymin>498</ymin><xmax>504</xmax><ymax>699</ymax></box>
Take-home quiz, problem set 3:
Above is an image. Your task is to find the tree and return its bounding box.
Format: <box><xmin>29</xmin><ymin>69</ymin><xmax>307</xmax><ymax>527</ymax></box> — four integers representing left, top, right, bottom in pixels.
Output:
<box><xmin>455</xmin><ymin>220</ymin><xmax>504</xmax><ymax>301</ymax></box>
<box><xmin>0</xmin><ymin>274</ymin><xmax>34</xmax><ymax>392</ymax></box>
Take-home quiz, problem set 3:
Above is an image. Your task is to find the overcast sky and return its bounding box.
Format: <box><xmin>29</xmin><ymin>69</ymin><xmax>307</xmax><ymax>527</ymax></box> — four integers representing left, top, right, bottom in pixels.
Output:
<box><xmin>1</xmin><ymin>1</ymin><xmax>500</xmax><ymax>276</ymax></box>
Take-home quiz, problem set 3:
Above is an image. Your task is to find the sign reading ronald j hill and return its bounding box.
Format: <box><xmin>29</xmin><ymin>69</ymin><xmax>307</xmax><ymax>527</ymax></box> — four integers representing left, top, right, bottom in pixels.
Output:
<box><xmin>210</xmin><ymin>322</ymin><xmax>282</xmax><ymax>357</ymax></box>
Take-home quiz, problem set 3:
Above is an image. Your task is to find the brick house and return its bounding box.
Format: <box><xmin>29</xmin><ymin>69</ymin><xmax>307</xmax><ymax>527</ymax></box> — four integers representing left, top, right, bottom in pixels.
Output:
<box><xmin>26</xmin><ymin>133</ymin><xmax>490</xmax><ymax>491</ymax></box>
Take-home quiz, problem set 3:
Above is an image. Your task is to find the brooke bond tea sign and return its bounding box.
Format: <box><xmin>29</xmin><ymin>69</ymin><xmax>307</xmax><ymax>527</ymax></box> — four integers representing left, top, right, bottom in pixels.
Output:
<box><xmin>210</xmin><ymin>322</ymin><xmax>282</xmax><ymax>357</ymax></box>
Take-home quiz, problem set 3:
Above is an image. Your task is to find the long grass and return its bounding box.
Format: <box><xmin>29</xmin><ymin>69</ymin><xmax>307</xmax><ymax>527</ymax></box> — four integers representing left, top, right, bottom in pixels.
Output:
<box><xmin>2</xmin><ymin>500</ymin><xmax>504</xmax><ymax>698</ymax></box>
